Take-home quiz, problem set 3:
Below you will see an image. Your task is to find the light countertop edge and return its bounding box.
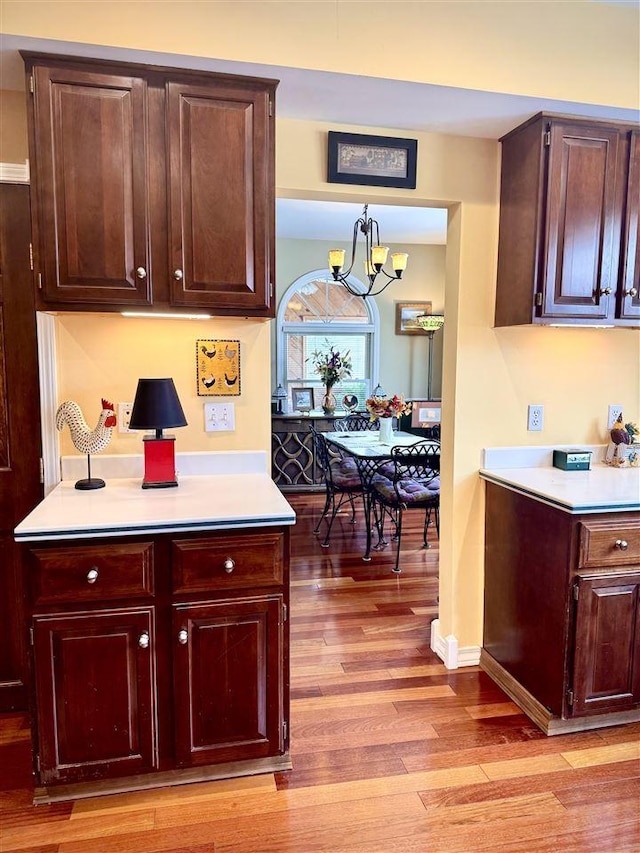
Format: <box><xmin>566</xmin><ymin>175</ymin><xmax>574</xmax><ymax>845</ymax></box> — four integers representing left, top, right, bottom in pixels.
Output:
<box><xmin>15</xmin><ymin>473</ymin><xmax>296</xmax><ymax>542</ymax></box>
<box><xmin>480</xmin><ymin>465</ymin><xmax>640</xmax><ymax>514</ymax></box>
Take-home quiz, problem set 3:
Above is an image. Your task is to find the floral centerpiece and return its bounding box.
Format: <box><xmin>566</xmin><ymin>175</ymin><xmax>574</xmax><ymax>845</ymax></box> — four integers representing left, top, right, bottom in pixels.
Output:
<box><xmin>366</xmin><ymin>394</ymin><xmax>412</xmax><ymax>444</ymax></box>
<box><xmin>365</xmin><ymin>394</ymin><xmax>412</xmax><ymax>420</ymax></box>
<box><xmin>309</xmin><ymin>342</ymin><xmax>352</xmax><ymax>414</ymax></box>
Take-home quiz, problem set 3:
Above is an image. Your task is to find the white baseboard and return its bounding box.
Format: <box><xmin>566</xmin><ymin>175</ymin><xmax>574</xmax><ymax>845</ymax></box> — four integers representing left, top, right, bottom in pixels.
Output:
<box><xmin>0</xmin><ymin>161</ymin><xmax>29</xmax><ymax>183</ymax></box>
<box><xmin>430</xmin><ymin>619</ymin><xmax>481</xmax><ymax>669</ymax></box>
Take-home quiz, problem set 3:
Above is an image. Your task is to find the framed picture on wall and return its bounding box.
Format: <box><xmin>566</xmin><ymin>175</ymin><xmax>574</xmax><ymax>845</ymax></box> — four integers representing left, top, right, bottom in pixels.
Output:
<box><xmin>395</xmin><ymin>301</ymin><xmax>432</xmax><ymax>335</ymax></box>
<box><xmin>292</xmin><ymin>387</ymin><xmax>314</xmax><ymax>412</ymax></box>
<box><xmin>327</xmin><ymin>131</ymin><xmax>418</xmax><ymax>189</ymax></box>
<box><xmin>196</xmin><ymin>339</ymin><xmax>241</xmax><ymax>396</ymax></box>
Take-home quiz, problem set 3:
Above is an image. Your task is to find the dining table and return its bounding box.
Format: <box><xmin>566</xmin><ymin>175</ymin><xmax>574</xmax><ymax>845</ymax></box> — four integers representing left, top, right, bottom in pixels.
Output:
<box><xmin>323</xmin><ymin>430</ymin><xmax>440</xmax><ymax>561</ymax></box>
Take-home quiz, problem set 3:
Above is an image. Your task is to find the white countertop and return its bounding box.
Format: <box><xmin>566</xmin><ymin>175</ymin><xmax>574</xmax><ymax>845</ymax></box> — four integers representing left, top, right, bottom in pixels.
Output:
<box><xmin>480</xmin><ymin>464</ymin><xmax>640</xmax><ymax>513</ymax></box>
<box><xmin>15</xmin><ymin>473</ymin><xmax>296</xmax><ymax>541</ymax></box>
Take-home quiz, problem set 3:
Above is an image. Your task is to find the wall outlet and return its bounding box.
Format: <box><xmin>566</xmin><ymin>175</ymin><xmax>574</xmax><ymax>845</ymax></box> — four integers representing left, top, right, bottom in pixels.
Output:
<box><xmin>204</xmin><ymin>402</ymin><xmax>235</xmax><ymax>432</ymax></box>
<box><xmin>607</xmin><ymin>404</ymin><xmax>623</xmax><ymax>429</ymax></box>
<box><xmin>118</xmin><ymin>402</ymin><xmax>136</xmax><ymax>434</ymax></box>
<box><xmin>527</xmin><ymin>404</ymin><xmax>544</xmax><ymax>431</ymax></box>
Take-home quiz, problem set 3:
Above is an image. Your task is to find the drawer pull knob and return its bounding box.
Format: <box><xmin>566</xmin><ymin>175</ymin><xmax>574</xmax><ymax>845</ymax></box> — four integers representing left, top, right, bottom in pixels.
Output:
<box><xmin>173</xmin><ymin>269</ymin><xmax>183</xmax><ymax>281</ymax></box>
<box><xmin>601</xmin><ymin>287</ymin><xmax>612</xmax><ymax>296</ymax></box>
<box><xmin>625</xmin><ymin>287</ymin><xmax>638</xmax><ymax>298</ymax></box>
<box><xmin>615</xmin><ymin>539</ymin><xmax>629</xmax><ymax>551</ymax></box>
<box><xmin>138</xmin><ymin>632</ymin><xmax>150</xmax><ymax>649</ymax></box>
<box><xmin>224</xmin><ymin>558</ymin><xmax>235</xmax><ymax>574</ymax></box>
<box><xmin>178</xmin><ymin>629</ymin><xmax>188</xmax><ymax>645</ymax></box>
<box><xmin>86</xmin><ymin>568</ymin><xmax>99</xmax><ymax>584</ymax></box>
<box><xmin>136</xmin><ymin>266</ymin><xmax>147</xmax><ymax>280</ymax></box>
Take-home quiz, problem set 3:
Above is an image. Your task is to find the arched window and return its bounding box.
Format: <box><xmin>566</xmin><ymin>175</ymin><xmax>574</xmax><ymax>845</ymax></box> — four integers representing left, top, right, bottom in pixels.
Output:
<box><xmin>276</xmin><ymin>270</ymin><xmax>380</xmax><ymax>412</ymax></box>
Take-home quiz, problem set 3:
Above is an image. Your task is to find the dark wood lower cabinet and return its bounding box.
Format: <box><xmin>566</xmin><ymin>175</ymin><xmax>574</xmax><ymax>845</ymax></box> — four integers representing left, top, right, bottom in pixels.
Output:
<box><xmin>482</xmin><ymin>482</ymin><xmax>640</xmax><ymax>734</ymax></box>
<box><xmin>173</xmin><ymin>596</ymin><xmax>283</xmax><ymax>767</ymax></box>
<box><xmin>26</xmin><ymin>527</ymin><xmax>290</xmax><ymax>800</ymax></box>
<box><xmin>572</xmin><ymin>572</ymin><xmax>640</xmax><ymax>716</ymax></box>
<box><xmin>33</xmin><ymin>608</ymin><xmax>156</xmax><ymax>784</ymax></box>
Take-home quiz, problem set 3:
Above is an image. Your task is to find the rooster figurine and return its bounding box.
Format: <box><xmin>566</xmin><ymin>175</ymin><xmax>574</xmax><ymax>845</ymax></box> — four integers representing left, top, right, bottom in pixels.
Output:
<box><xmin>55</xmin><ymin>399</ymin><xmax>117</xmax><ymax>490</ymax></box>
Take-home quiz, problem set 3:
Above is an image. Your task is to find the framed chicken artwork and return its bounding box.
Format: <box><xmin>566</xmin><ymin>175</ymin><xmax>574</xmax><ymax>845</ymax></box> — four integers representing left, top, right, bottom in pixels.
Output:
<box><xmin>196</xmin><ymin>339</ymin><xmax>241</xmax><ymax>397</ymax></box>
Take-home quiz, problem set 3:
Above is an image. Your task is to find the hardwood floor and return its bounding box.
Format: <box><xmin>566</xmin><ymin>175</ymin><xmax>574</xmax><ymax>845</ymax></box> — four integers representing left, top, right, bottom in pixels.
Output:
<box><xmin>1</xmin><ymin>493</ymin><xmax>638</xmax><ymax>852</ymax></box>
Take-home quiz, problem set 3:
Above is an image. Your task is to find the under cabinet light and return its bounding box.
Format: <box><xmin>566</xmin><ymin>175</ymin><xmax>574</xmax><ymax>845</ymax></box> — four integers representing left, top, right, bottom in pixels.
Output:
<box><xmin>121</xmin><ymin>312</ymin><xmax>212</xmax><ymax>320</ymax></box>
<box><xmin>547</xmin><ymin>323</ymin><xmax>615</xmax><ymax>329</ymax></box>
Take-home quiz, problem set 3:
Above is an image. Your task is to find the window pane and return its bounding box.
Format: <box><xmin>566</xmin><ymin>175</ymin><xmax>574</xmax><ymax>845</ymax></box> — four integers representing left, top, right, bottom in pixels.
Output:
<box><xmin>284</xmin><ymin>279</ymin><xmax>368</xmax><ymax>324</ymax></box>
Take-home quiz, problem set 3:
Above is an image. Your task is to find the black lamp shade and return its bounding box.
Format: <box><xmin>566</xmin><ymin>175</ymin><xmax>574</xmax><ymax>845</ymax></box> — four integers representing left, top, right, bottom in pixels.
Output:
<box><xmin>130</xmin><ymin>378</ymin><xmax>188</xmax><ymax>432</ymax></box>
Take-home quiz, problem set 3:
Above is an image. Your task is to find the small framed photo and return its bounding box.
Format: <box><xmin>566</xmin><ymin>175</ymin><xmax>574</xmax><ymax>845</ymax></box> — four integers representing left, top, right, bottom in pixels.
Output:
<box><xmin>395</xmin><ymin>302</ymin><xmax>432</xmax><ymax>336</ymax></box>
<box><xmin>292</xmin><ymin>387</ymin><xmax>314</xmax><ymax>412</ymax></box>
<box><xmin>327</xmin><ymin>131</ymin><xmax>417</xmax><ymax>189</ymax></box>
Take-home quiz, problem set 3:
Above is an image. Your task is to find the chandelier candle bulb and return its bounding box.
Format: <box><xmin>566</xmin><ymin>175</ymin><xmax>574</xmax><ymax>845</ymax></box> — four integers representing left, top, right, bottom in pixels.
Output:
<box><xmin>371</xmin><ymin>245</ymin><xmax>389</xmax><ymax>267</ymax></box>
<box><xmin>329</xmin><ymin>249</ymin><xmax>345</xmax><ymax>274</ymax></box>
<box><xmin>392</xmin><ymin>252</ymin><xmax>408</xmax><ymax>275</ymax></box>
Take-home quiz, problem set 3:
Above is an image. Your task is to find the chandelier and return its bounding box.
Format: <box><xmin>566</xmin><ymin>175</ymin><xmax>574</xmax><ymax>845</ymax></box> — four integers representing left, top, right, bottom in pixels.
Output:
<box><xmin>328</xmin><ymin>204</ymin><xmax>408</xmax><ymax>298</ymax></box>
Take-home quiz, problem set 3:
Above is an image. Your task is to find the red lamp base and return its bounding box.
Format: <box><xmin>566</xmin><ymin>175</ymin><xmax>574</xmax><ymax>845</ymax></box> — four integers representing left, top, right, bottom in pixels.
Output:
<box><xmin>141</xmin><ymin>436</ymin><xmax>178</xmax><ymax>489</ymax></box>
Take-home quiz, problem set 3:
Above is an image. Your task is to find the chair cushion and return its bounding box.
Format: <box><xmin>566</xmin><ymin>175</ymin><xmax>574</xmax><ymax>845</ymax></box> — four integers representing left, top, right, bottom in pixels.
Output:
<box><xmin>329</xmin><ymin>458</ymin><xmax>362</xmax><ymax>489</ymax></box>
<box><xmin>372</xmin><ymin>474</ymin><xmax>439</xmax><ymax>505</ymax></box>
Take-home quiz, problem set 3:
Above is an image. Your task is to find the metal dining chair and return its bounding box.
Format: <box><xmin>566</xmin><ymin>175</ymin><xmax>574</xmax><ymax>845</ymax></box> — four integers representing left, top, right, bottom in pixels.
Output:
<box><xmin>334</xmin><ymin>412</ymin><xmax>379</xmax><ymax>432</ymax></box>
<box><xmin>310</xmin><ymin>425</ymin><xmax>365</xmax><ymax>547</ymax></box>
<box><xmin>369</xmin><ymin>440</ymin><xmax>440</xmax><ymax>573</ymax></box>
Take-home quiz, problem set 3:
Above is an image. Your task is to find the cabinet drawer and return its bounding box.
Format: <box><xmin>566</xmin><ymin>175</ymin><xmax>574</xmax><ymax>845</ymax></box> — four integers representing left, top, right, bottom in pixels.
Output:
<box><xmin>31</xmin><ymin>542</ymin><xmax>154</xmax><ymax>605</ymax></box>
<box><xmin>578</xmin><ymin>520</ymin><xmax>640</xmax><ymax>569</ymax></box>
<box><xmin>172</xmin><ymin>533</ymin><xmax>284</xmax><ymax>594</ymax></box>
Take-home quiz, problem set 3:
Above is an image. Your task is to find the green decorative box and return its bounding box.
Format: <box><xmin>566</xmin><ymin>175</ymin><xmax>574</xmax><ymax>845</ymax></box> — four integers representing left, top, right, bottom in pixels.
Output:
<box><xmin>553</xmin><ymin>449</ymin><xmax>592</xmax><ymax>471</ymax></box>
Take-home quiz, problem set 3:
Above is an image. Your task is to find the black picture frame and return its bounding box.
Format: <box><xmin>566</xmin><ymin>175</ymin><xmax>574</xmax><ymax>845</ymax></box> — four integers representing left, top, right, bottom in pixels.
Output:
<box><xmin>327</xmin><ymin>131</ymin><xmax>418</xmax><ymax>189</ymax></box>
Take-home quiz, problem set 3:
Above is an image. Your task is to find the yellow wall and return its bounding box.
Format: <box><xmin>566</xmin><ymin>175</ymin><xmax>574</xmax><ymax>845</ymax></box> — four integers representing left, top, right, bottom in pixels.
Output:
<box><xmin>275</xmin><ymin>238</ymin><xmax>446</xmax><ymax>400</ymax></box>
<box><xmin>54</xmin><ymin>314</ymin><xmax>272</xmax><ymax>457</ymax></box>
<box><xmin>1</xmin><ymin>1</ymin><xmax>639</xmax><ymax>650</ymax></box>
<box><xmin>2</xmin><ymin>0</ymin><xmax>638</xmax><ymax>108</ymax></box>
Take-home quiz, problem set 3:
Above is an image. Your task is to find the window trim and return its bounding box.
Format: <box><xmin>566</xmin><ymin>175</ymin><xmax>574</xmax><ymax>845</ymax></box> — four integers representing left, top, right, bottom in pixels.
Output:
<box><xmin>276</xmin><ymin>269</ymin><xmax>380</xmax><ymax>390</ymax></box>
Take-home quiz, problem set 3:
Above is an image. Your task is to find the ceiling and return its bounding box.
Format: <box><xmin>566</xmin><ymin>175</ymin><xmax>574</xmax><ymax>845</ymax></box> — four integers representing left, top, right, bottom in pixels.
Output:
<box><xmin>1</xmin><ymin>30</ymin><xmax>637</xmax><ymax>244</ymax></box>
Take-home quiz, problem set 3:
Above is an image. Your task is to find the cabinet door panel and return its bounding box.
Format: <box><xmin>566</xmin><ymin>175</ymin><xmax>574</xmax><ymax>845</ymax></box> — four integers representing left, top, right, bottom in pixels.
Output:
<box><xmin>572</xmin><ymin>573</ymin><xmax>640</xmax><ymax>715</ymax></box>
<box><xmin>173</xmin><ymin>596</ymin><xmax>283</xmax><ymax>766</ymax></box>
<box><xmin>167</xmin><ymin>81</ymin><xmax>273</xmax><ymax>314</ymax></box>
<box><xmin>542</xmin><ymin>123</ymin><xmax>621</xmax><ymax>319</ymax></box>
<box><xmin>31</xmin><ymin>65</ymin><xmax>151</xmax><ymax>305</ymax></box>
<box><xmin>33</xmin><ymin>608</ymin><xmax>156</xmax><ymax>784</ymax></box>
<box><xmin>620</xmin><ymin>131</ymin><xmax>640</xmax><ymax>320</ymax></box>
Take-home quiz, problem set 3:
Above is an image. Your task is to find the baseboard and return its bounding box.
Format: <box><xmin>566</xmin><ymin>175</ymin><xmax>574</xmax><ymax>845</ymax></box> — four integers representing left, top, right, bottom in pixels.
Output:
<box><xmin>0</xmin><ymin>162</ymin><xmax>29</xmax><ymax>183</ymax></box>
<box><xmin>480</xmin><ymin>649</ymin><xmax>640</xmax><ymax>735</ymax></box>
<box><xmin>430</xmin><ymin>619</ymin><xmax>481</xmax><ymax>669</ymax></box>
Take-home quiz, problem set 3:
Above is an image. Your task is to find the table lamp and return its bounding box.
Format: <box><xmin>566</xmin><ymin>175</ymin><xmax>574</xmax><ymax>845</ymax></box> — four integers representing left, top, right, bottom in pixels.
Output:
<box><xmin>129</xmin><ymin>378</ymin><xmax>188</xmax><ymax>488</ymax></box>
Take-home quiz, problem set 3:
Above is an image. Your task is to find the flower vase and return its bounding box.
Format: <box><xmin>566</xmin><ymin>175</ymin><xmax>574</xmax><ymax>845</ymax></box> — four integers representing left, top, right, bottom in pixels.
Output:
<box><xmin>378</xmin><ymin>416</ymin><xmax>394</xmax><ymax>444</ymax></box>
<box><xmin>322</xmin><ymin>387</ymin><xmax>337</xmax><ymax>415</ymax></box>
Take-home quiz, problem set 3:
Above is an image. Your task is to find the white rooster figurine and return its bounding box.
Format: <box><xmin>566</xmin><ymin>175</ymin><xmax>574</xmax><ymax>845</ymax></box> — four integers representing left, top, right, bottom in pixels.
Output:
<box><xmin>55</xmin><ymin>399</ymin><xmax>117</xmax><ymax>489</ymax></box>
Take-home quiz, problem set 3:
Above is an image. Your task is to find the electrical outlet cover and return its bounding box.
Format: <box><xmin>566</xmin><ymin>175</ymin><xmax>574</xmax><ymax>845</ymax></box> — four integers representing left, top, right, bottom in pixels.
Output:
<box><xmin>607</xmin><ymin>405</ymin><xmax>623</xmax><ymax>429</ymax></box>
<box><xmin>118</xmin><ymin>402</ymin><xmax>136</xmax><ymax>433</ymax></box>
<box><xmin>527</xmin><ymin>404</ymin><xmax>544</xmax><ymax>431</ymax></box>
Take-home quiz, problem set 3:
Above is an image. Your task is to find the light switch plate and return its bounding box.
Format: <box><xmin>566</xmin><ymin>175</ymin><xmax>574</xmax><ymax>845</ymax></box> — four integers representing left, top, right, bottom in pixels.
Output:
<box><xmin>204</xmin><ymin>403</ymin><xmax>235</xmax><ymax>432</ymax></box>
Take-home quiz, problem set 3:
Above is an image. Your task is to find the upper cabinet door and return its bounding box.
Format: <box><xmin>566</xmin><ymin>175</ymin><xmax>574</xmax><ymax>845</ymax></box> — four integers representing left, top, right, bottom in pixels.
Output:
<box><xmin>619</xmin><ymin>131</ymin><xmax>640</xmax><ymax>321</ymax></box>
<box><xmin>30</xmin><ymin>65</ymin><xmax>152</xmax><ymax>305</ymax></box>
<box><xmin>166</xmin><ymin>79</ymin><xmax>275</xmax><ymax>315</ymax></box>
<box><xmin>541</xmin><ymin>122</ymin><xmax>622</xmax><ymax>321</ymax></box>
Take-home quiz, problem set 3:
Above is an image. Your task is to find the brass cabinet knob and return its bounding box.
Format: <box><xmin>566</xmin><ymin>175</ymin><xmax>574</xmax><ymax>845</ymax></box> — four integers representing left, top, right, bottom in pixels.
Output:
<box><xmin>601</xmin><ymin>287</ymin><xmax>612</xmax><ymax>296</ymax></box>
<box><xmin>136</xmin><ymin>267</ymin><xmax>147</xmax><ymax>280</ymax></box>
<box><xmin>615</xmin><ymin>539</ymin><xmax>629</xmax><ymax>551</ymax></box>
<box><xmin>224</xmin><ymin>558</ymin><xmax>235</xmax><ymax>574</ymax></box>
<box><xmin>86</xmin><ymin>567</ymin><xmax>99</xmax><ymax>584</ymax></box>
<box><xmin>138</xmin><ymin>632</ymin><xmax>150</xmax><ymax>649</ymax></box>
<box><xmin>173</xmin><ymin>269</ymin><xmax>183</xmax><ymax>281</ymax></box>
<box><xmin>178</xmin><ymin>629</ymin><xmax>188</xmax><ymax>645</ymax></box>
<box><xmin>625</xmin><ymin>288</ymin><xmax>638</xmax><ymax>298</ymax></box>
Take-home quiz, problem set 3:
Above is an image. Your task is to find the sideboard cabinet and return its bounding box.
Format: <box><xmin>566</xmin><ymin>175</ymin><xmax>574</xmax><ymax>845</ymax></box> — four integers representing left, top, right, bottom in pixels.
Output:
<box><xmin>272</xmin><ymin>414</ymin><xmax>339</xmax><ymax>491</ymax></box>
<box><xmin>482</xmin><ymin>482</ymin><xmax>640</xmax><ymax>734</ymax></box>
<box><xmin>495</xmin><ymin>113</ymin><xmax>639</xmax><ymax>327</ymax></box>
<box><xmin>23</xmin><ymin>53</ymin><xmax>277</xmax><ymax>317</ymax></box>
<box><xmin>26</xmin><ymin>527</ymin><xmax>290</xmax><ymax>801</ymax></box>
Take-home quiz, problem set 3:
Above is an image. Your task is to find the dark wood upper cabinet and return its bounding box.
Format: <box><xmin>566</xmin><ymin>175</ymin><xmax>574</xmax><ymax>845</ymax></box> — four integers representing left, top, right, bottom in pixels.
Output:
<box><xmin>619</xmin><ymin>131</ymin><xmax>640</xmax><ymax>320</ymax></box>
<box><xmin>495</xmin><ymin>113</ymin><xmax>640</xmax><ymax>327</ymax></box>
<box><xmin>23</xmin><ymin>53</ymin><xmax>277</xmax><ymax>317</ymax></box>
<box><xmin>167</xmin><ymin>81</ymin><xmax>272</xmax><ymax>312</ymax></box>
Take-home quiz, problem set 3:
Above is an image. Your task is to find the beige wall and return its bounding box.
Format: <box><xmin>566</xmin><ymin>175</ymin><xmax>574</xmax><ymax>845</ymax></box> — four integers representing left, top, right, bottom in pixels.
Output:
<box><xmin>0</xmin><ymin>89</ymin><xmax>27</xmax><ymax>164</ymax></box>
<box><xmin>275</xmin><ymin>238</ymin><xmax>446</xmax><ymax>400</ymax></box>
<box><xmin>1</xmin><ymin>1</ymin><xmax>639</xmax><ymax>650</ymax></box>
<box><xmin>2</xmin><ymin>1</ymin><xmax>638</xmax><ymax>108</ymax></box>
<box><xmin>54</xmin><ymin>314</ymin><xmax>272</xmax><ymax>457</ymax></box>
